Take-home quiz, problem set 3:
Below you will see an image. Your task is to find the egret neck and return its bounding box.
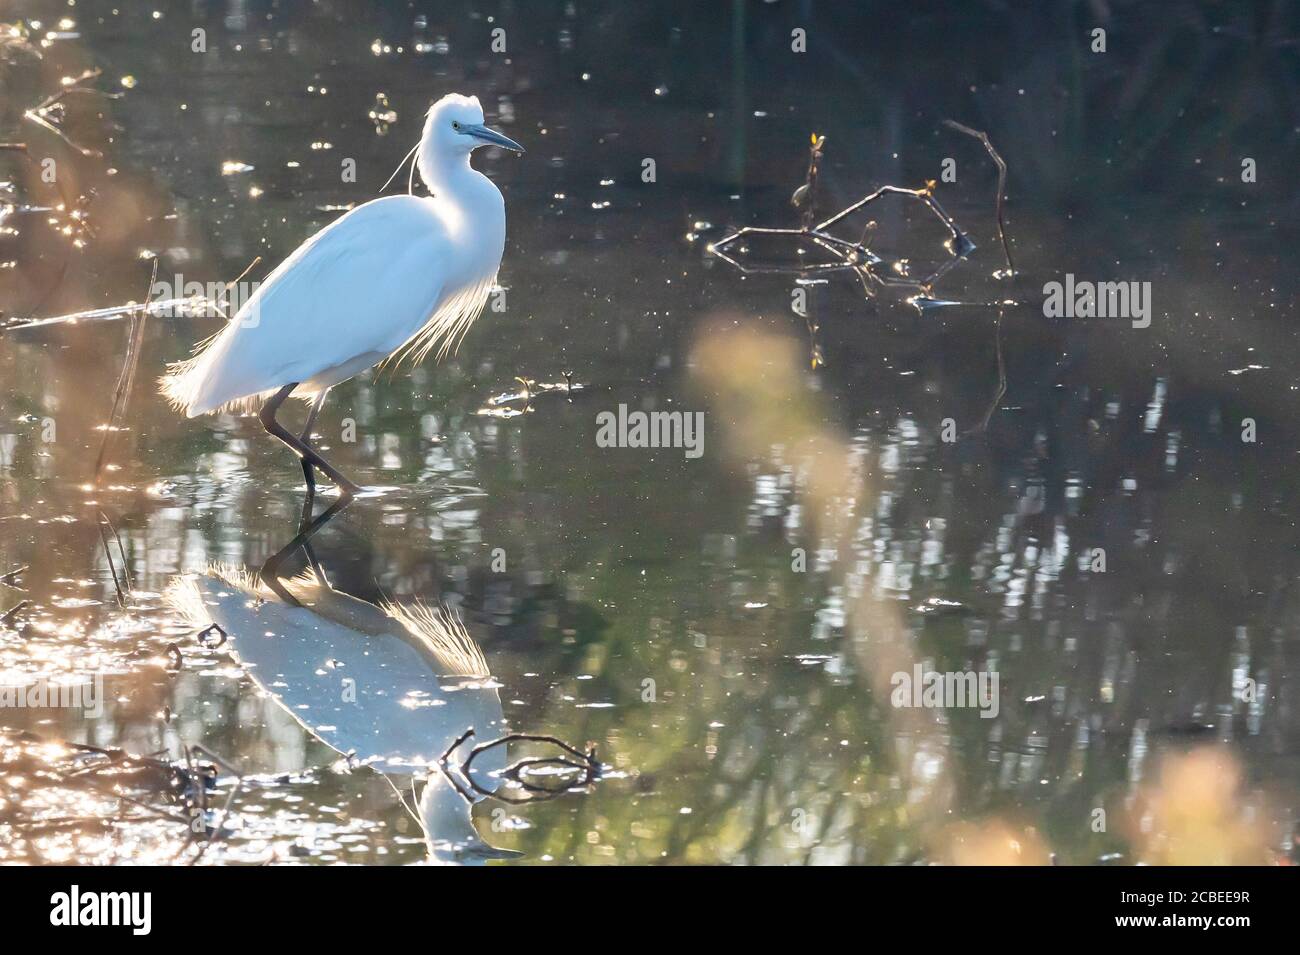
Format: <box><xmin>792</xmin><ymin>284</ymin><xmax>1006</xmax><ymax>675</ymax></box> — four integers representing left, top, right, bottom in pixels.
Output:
<box><xmin>422</xmin><ymin>154</ymin><xmax>507</xmax><ymax>295</ymax></box>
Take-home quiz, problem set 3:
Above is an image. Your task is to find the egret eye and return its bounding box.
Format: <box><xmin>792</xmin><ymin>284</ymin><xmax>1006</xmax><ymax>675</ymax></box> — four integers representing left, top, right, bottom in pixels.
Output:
<box><xmin>451</xmin><ymin>120</ymin><xmax>461</xmax><ymax>130</ymax></box>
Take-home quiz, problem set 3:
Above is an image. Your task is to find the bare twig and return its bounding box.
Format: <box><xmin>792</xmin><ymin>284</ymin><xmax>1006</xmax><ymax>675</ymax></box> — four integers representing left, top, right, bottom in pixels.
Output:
<box><xmin>710</xmin><ymin>177</ymin><xmax>975</xmax><ymax>300</ymax></box>
<box><xmin>0</xmin><ymin>601</ymin><xmax>29</xmax><ymax>626</ymax></box>
<box><xmin>92</xmin><ymin>258</ymin><xmax>157</xmax><ymax>485</ymax></box>
<box><xmin>940</xmin><ymin>121</ymin><xmax>1017</xmax><ymax>435</ymax></box>
<box><xmin>0</xmin><ymin>729</ymin><xmax>244</xmax><ymax>863</ymax></box>
<box><xmin>0</xmin><ymin>565</ymin><xmax>27</xmax><ymax>588</ymax></box>
<box><xmin>196</xmin><ymin>623</ymin><xmax>227</xmax><ymax>648</ymax></box>
<box><xmin>95</xmin><ymin>510</ymin><xmax>132</xmax><ymax>605</ymax></box>
<box><xmin>184</xmin><ymin>744</ymin><xmax>245</xmax><ymax>865</ymax></box>
<box><xmin>942</xmin><ymin>119</ymin><xmax>1015</xmax><ymax>279</ymax></box>
<box><xmin>23</xmin><ymin>68</ymin><xmax>120</xmax><ymax>158</ymax></box>
<box><xmin>966</xmin><ymin>306</ymin><xmax>1008</xmax><ymax>436</ymax></box>
<box><xmin>438</xmin><ymin>728</ymin><xmax>600</xmax><ymax>806</ymax></box>
<box><xmin>713</xmin><ymin>126</ymin><xmax>1019</xmax><ymax>433</ymax></box>
<box><xmin>709</xmin><ymin>124</ymin><xmax>1022</xmax><ymax>314</ymax></box>
<box><xmin>793</xmin><ymin>133</ymin><xmax>826</xmax><ymax>228</ymax></box>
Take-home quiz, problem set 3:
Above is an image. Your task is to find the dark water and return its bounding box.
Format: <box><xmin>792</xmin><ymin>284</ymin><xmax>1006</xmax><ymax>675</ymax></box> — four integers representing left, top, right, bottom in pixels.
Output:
<box><xmin>1</xmin><ymin>1</ymin><xmax>1297</xmax><ymax>864</ymax></box>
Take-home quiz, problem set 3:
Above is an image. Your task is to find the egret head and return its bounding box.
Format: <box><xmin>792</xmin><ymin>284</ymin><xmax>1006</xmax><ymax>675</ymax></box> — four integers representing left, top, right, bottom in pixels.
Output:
<box><xmin>419</xmin><ymin>93</ymin><xmax>523</xmax><ymax>182</ymax></box>
<box><xmin>419</xmin><ymin>771</ymin><xmax>523</xmax><ymax>865</ymax></box>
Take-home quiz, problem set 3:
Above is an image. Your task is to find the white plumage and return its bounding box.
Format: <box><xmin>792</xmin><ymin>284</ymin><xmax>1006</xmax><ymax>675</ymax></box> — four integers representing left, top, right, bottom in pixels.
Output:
<box><xmin>166</xmin><ymin>566</ymin><xmax>501</xmax><ymax>765</ymax></box>
<box><xmin>166</xmin><ymin>566</ymin><xmax>516</xmax><ymax>863</ymax></box>
<box><xmin>160</xmin><ymin>93</ymin><xmax>523</xmax><ymax>492</ymax></box>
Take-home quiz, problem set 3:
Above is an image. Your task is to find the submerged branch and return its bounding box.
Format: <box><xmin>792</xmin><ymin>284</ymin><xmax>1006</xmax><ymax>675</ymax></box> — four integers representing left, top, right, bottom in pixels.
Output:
<box><xmin>942</xmin><ymin>119</ymin><xmax>1015</xmax><ymax>280</ymax></box>
<box><xmin>438</xmin><ymin>728</ymin><xmax>601</xmax><ymax>806</ymax></box>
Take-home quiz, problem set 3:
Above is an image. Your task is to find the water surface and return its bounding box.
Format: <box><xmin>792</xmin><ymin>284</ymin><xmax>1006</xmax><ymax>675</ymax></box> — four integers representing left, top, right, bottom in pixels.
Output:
<box><xmin>1</xmin><ymin>1</ymin><xmax>1297</xmax><ymax>864</ymax></box>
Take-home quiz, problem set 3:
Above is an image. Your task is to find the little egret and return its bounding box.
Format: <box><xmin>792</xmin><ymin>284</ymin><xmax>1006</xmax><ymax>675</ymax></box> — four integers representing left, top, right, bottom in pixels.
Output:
<box><xmin>166</xmin><ymin>564</ymin><xmax>518</xmax><ymax>863</ymax></box>
<box><xmin>160</xmin><ymin>93</ymin><xmax>523</xmax><ymax>496</ymax></box>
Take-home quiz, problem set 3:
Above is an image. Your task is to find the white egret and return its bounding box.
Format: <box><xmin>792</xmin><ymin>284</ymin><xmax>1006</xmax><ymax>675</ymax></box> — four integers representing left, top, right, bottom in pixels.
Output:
<box><xmin>166</xmin><ymin>564</ymin><xmax>519</xmax><ymax>863</ymax></box>
<box><xmin>160</xmin><ymin>93</ymin><xmax>523</xmax><ymax>496</ymax></box>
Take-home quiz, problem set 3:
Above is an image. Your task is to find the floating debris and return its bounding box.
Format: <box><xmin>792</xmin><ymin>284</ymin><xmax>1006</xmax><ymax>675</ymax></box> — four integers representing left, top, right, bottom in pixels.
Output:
<box><xmin>475</xmin><ymin>405</ymin><xmax>532</xmax><ymax>419</ymax></box>
<box><xmin>708</xmin><ymin>124</ymin><xmax>1019</xmax><ymax>436</ymax></box>
<box><xmin>709</xmin><ymin>121</ymin><xmax>1019</xmax><ymax>313</ymax></box>
<box><xmin>710</xmin><ymin>138</ymin><xmax>972</xmax><ymax>298</ymax></box>
<box><xmin>0</xmin><ymin>729</ymin><xmax>245</xmax><ymax>864</ymax></box>
<box><xmin>438</xmin><ymin>728</ymin><xmax>601</xmax><ymax>805</ymax></box>
<box><xmin>913</xmin><ymin>597</ymin><xmax>969</xmax><ymax>618</ymax></box>
<box><xmin>907</xmin><ymin>295</ymin><xmax>966</xmax><ymax>313</ymax></box>
<box><xmin>792</xmin><ymin>653</ymin><xmax>836</xmax><ymax>666</ymax></box>
<box><xmin>475</xmin><ymin>373</ymin><xmax>589</xmax><ymax>417</ymax></box>
<box><xmin>196</xmin><ymin>622</ymin><xmax>227</xmax><ymax>649</ymax></box>
<box><xmin>20</xmin><ymin>67</ymin><xmax>122</xmax><ymax>159</ymax></box>
<box><xmin>0</xmin><ymin>600</ymin><xmax>28</xmax><ymax>627</ymax></box>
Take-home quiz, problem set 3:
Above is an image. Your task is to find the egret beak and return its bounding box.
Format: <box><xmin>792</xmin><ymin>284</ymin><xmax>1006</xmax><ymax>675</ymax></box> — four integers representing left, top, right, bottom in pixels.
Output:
<box><xmin>464</xmin><ymin>124</ymin><xmax>524</xmax><ymax>153</ymax></box>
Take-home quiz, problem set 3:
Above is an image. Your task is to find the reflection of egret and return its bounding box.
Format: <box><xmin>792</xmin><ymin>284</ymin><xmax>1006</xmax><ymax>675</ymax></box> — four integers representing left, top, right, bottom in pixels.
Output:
<box><xmin>160</xmin><ymin>93</ymin><xmax>524</xmax><ymax>497</ymax></box>
<box><xmin>166</xmin><ymin>558</ymin><xmax>517</xmax><ymax>863</ymax></box>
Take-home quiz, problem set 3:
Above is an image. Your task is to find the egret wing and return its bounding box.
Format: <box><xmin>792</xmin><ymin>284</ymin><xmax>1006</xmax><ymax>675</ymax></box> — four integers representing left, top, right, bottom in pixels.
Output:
<box><xmin>167</xmin><ymin>570</ymin><xmax>506</xmax><ymax>769</ymax></box>
<box><xmin>167</xmin><ymin>196</ymin><xmax>448</xmax><ymax>415</ymax></box>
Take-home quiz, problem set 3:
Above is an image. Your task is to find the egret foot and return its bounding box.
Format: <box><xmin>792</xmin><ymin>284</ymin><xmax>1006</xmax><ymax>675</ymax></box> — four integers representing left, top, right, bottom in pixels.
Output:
<box><xmin>259</xmin><ymin>383</ymin><xmax>361</xmax><ymax>497</ymax></box>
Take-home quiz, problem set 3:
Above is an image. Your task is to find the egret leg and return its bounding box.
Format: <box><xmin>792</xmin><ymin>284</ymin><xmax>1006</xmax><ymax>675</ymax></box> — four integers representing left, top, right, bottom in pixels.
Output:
<box><xmin>260</xmin><ymin>493</ymin><xmax>352</xmax><ymax>606</ymax></box>
<box><xmin>298</xmin><ymin>388</ymin><xmax>330</xmax><ymax>495</ymax></box>
<box><xmin>258</xmin><ymin>384</ymin><xmax>361</xmax><ymax>497</ymax></box>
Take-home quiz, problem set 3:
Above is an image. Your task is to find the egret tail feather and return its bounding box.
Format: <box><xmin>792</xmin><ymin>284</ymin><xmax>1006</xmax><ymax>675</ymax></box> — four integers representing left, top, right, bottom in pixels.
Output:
<box><xmin>160</xmin><ymin>328</ymin><xmax>306</xmax><ymax>416</ymax></box>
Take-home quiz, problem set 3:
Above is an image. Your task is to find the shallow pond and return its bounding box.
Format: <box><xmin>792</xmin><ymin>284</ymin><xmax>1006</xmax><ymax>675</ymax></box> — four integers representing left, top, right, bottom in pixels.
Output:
<box><xmin>0</xmin><ymin>1</ymin><xmax>1297</xmax><ymax>864</ymax></box>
